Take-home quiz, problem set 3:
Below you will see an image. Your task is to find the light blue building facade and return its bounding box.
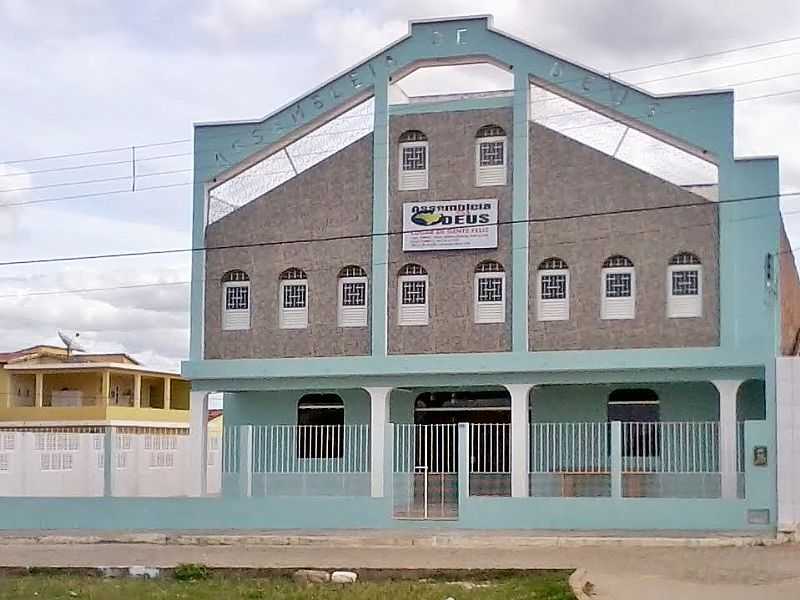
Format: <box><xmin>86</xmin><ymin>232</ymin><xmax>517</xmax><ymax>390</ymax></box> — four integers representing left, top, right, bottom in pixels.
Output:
<box><xmin>175</xmin><ymin>16</ymin><xmax>795</xmax><ymax>533</ymax></box>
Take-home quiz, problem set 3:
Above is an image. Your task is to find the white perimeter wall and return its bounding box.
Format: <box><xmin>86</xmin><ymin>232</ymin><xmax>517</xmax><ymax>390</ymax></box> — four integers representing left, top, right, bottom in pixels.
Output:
<box><xmin>0</xmin><ymin>430</ymin><xmax>221</xmax><ymax>497</ymax></box>
<box><xmin>777</xmin><ymin>357</ymin><xmax>800</xmax><ymax>531</ymax></box>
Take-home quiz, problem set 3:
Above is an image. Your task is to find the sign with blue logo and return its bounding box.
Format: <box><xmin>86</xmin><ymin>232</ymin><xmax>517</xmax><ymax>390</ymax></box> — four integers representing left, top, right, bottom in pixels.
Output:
<box><xmin>402</xmin><ymin>199</ymin><xmax>498</xmax><ymax>251</ymax></box>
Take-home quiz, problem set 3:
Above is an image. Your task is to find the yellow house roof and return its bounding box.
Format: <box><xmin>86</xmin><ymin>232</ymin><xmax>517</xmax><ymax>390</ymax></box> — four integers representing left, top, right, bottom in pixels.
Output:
<box><xmin>0</xmin><ymin>345</ymin><xmax>182</xmax><ymax>379</ymax></box>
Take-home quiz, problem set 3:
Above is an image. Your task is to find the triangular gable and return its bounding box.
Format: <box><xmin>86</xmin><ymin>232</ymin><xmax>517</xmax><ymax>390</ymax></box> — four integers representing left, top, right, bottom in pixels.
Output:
<box><xmin>195</xmin><ymin>15</ymin><xmax>732</xmax><ymax>189</ymax></box>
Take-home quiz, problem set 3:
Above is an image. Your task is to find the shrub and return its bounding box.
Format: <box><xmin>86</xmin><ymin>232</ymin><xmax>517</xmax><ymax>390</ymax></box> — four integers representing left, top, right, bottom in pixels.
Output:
<box><xmin>173</xmin><ymin>563</ymin><xmax>209</xmax><ymax>581</ymax></box>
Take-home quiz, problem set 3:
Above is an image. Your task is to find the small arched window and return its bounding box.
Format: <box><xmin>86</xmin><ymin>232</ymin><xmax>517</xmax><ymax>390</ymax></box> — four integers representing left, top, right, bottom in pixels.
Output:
<box><xmin>338</xmin><ymin>265</ymin><xmax>368</xmax><ymax>328</ymax></box>
<box><xmin>601</xmin><ymin>256</ymin><xmax>635</xmax><ymax>320</ymax></box>
<box><xmin>279</xmin><ymin>268</ymin><xmax>308</xmax><ymax>329</ymax></box>
<box><xmin>537</xmin><ymin>257</ymin><xmax>569</xmax><ymax>321</ymax></box>
<box><xmin>475</xmin><ymin>125</ymin><xmax>507</xmax><ymax>186</ymax></box>
<box><xmin>668</xmin><ymin>252</ymin><xmax>702</xmax><ymax>318</ymax></box>
<box><xmin>474</xmin><ymin>261</ymin><xmax>505</xmax><ymax>323</ymax></box>
<box><xmin>398</xmin><ymin>130</ymin><xmax>428</xmax><ymax>191</ymax></box>
<box><xmin>221</xmin><ymin>269</ymin><xmax>251</xmax><ymax>331</ymax></box>
<box><xmin>297</xmin><ymin>394</ymin><xmax>344</xmax><ymax>459</ymax></box>
<box><xmin>398</xmin><ymin>263</ymin><xmax>429</xmax><ymax>326</ymax></box>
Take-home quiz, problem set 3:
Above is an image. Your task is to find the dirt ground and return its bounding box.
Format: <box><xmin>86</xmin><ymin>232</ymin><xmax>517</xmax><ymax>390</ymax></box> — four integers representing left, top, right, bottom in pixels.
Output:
<box><xmin>0</xmin><ymin>542</ymin><xmax>798</xmax><ymax>599</ymax></box>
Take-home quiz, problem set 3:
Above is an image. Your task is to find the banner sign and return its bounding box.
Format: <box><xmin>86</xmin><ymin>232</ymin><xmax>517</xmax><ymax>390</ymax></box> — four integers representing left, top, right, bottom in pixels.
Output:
<box><xmin>402</xmin><ymin>199</ymin><xmax>498</xmax><ymax>251</ymax></box>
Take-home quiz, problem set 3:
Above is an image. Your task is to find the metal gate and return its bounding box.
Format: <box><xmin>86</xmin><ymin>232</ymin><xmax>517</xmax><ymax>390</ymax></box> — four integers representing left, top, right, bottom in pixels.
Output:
<box><xmin>393</xmin><ymin>424</ymin><xmax>458</xmax><ymax>519</ymax></box>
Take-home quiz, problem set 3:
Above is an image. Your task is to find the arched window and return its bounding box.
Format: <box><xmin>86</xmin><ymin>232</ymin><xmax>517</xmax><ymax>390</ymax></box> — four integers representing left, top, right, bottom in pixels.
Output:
<box><xmin>474</xmin><ymin>260</ymin><xmax>505</xmax><ymax>323</ymax></box>
<box><xmin>297</xmin><ymin>394</ymin><xmax>344</xmax><ymax>459</ymax></box>
<box><xmin>537</xmin><ymin>257</ymin><xmax>569</xmax><ymax>321</ymax></box>
<box><xmin>667</xmin><ymin>252</ymin><xmax>702</xmax><ymax>318</ymax></box>
<box><xmin>279</xmin><ymin>268</ymin><xmax>308</xmax><ymax>329</ymax></box>
<box><xmin>601</xmin><ymin>255</ymin><xmax>635</xmax><ymax>320</ymax></box>
<box><xmin>608</xmin><ymin>389</ymin><xmax>660</xmax><ymax>458</ymax></box>
<box><xmin>398</xmin><ymin>263</ymin><xmax>429</xmax><ymax>326</ymax></box>
<box><xmin>338</xmin><ymin>265</ymin><xmax>368</xmax><ymax>327</ymax></box>
<box><xmin>221</xmin><ymin>269</ymin><xmax>250</xmax><ymax>331</ymax></box>
<box><xmin>398</xmin><ymin>130</ymin><xmax>428</xmax><ymax>191</ymax></box>
<box><xmin>475</xmin><ymin>124</ymin><xmax>507</xmax><ymax>186</ymax></box>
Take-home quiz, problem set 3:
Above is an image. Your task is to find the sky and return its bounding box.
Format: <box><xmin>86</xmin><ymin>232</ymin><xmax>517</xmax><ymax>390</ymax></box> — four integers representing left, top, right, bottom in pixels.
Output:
<box><xmin>0</xmin><ymin>0</ymin><xmax>799</xmax><ymax>373</ymax></box>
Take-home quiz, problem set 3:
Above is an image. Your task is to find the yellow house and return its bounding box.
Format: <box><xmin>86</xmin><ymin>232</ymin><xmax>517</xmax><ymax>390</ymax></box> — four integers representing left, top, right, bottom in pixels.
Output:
<box><xmin>0</xmin><ymin>345</ymin><xmax>189</xmax><ymax>429</ymax></box>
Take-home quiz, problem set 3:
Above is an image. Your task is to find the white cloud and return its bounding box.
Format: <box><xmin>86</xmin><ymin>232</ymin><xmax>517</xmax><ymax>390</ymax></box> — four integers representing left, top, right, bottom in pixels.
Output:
<box><xmin>195</xmin><ymin>0</ymin><xmax>323</xmax><ymax>38</ymax></box>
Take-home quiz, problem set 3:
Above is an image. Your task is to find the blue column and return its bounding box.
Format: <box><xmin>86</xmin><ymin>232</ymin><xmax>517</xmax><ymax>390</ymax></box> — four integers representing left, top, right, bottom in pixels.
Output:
<box><xmin>458</xmin><ymin>422</ymin><xmax>470</xmax><ymax>504</ymax></box>
<box><xmin>189</xmin><ymin>178</ymin><xmax>206</xmax><ymax>360</ymax></box>
<box><xmin>103</xmin><ymin>427</ymin><xmax>113</xmax><ymax>497</ymax></box>
<box><xmin>371</xmin><ymin>69</ymin><xmax>391</xmax><ymax>357</ymax></box>
<box><xmin>511</xmin><ymin>72</ymin><xmax>530</xmax><ymax>352</ymax></box>
<box><xmin>610</xmin><ymin>421</ymin><xmax>622</xmax><ymax>498</ymax></box>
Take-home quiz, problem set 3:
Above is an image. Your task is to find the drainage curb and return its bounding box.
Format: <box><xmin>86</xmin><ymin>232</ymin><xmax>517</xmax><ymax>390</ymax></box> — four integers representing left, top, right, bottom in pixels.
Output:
<box><xmin>0</xmin><ymin>533</ymin><xmax>783</xmax><ymax>548</ymax></box>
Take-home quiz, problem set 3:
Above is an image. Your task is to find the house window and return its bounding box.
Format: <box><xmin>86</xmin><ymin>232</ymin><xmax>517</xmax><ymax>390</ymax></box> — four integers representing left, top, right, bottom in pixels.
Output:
<box><xmin>221</xmin><ymin>269</ymin><xmax>250</xmax><ymax>331</ymax></box>
<box><xmin>474</xmin><ymin>260</ymin><xmax>505</xmax><ymax>323</ymax></box>
<box><xmin>398</xmin><ymin>263</ymin><xmax>429</xmax><ymax>326</ymax></box>
<box><xmin>297</xmin><ymin>394</ymin><xmax>344</xmax><ymax>459</ymax></box>
<box><xmin>475</xmin><ymin>124</ymin><xmax>507</xmax><ymax>186</ymax></box>
<box><xmin>608</xmin><ymin>389</ymin><xmax>660</xmax><ymax>457</ymax></box>
<box><xmin>278</xmin><ymin>268</ymin><xmax>308</xmax><ymax>329</ymax></box>
<box><xmin>338</xmin><ymin>265</ymin><xmax>368</xmax><ymax>327</ymax></box>
<box><xmin>537</xmin><ymin>257</ymin><xmax>569</xmax><ymax>321</ymax></box>
<box><xmin>601</xmin><ymin>255</ymin><xmax>635</xmax><ymax>320</ymax></box>
<box><xmin>398</xmin><ymin>130</ymin><xmax>428</xmax><ymax>191</ymax></box>
<box><xmin>667</xmin><ymin>252</ymin><xmax>702</xmax><ymax>318</ymax></box>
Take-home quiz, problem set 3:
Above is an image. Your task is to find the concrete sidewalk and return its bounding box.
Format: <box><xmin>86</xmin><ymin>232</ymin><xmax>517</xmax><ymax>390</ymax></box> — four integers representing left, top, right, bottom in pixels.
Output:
<box><xmin>0</xmin><ymin>534</ymin><xmax>797</xmax><ymax>599</ymax></box>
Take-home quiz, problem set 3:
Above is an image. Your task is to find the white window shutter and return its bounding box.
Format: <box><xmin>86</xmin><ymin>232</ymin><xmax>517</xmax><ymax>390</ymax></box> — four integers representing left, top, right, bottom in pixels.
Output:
<box><xmin>474</xmin><ymin>273</ymin><xmax>505</xmax><ymax>323</ymax></box>
<box><xmin>398</xmin><ymin>275</ymin><xmax>429</xmax><ymax>325</ymax></box>
<box><xmin>667</xmin><ymin>266</ymin><xmax>702</xmax><ymax>318</ymax></box>
<box><xmin>601</xmin><ymin>268</ymin><xmax>636</xmax><ymax>320</ymax></box>
<box><xmin>475</xmin><ymin>137</ymin><xmax>507</xmax><ymax>187</ymax></box>
<box><xmin>338</xmin><ymin>277</ymin><xmax>368</xmax><ymax>327</ymax></box>
<box><xmin>537</xmin><ymin>270</ymin><xmax>569</xmax><ymax>321</ymax></box>
<box><xmin>222</xmin><ymin>282</ymin><xmax>251</xmax><ymax>331</ymax></box>
<box><xmin>398</xmin><ymin>142</ymin><xmax>428</xmax><ymax>191</ymax></box>
<box><xmin>279</xmin><ymin>281</ymin><xmax>308</xmax><ymax>329</ymax></box>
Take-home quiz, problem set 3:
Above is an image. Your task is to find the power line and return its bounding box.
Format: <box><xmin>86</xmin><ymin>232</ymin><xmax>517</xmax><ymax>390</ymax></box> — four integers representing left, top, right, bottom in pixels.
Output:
<box><xmin>632</xmin><ymin>50</ymin><xmax>800</xmax><ymax>86</ymax></box>
<box><xmin>3</xmin><ymin>32</ymin><xmax>800</xmax><ymax>170</ymax></box>
<box><xmin>0</xmin><ymin>190</ymin><xmax>792</xmax><ymax>268</ymax></box>
<box><xmin>1</xmin><ymin>85</ymin><xmax>797</xmax><ymax>211</ymax></box>
<box><xmin>0</xmin><ymin>152</ymin><xmax>192</xmax><ymax>178</ymax></box>
<box><xmin>0</xmin><ymin>168</ymin><xmax>192</xmax><ymax>194</ymax></box>
<box><xmin>1</xmin><ymin>201</ymin><xmax>792</xmax><ymax>301</ymax></box>
<box><xmin>611</xmin><ymin>33</ymin><xmax>800</xmax><ymax>75</ymax></box>
<box><xmin>0</xmin><ymin>281</ymin><xmax>191</xmax><ymax>300</ymax></box>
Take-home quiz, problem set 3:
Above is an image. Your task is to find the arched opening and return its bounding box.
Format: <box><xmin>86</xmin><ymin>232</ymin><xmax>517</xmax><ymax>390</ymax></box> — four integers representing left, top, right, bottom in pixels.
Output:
<box><xmin>297</xmin><ymin>393</ymin><xmax>344</xmax><ymax>459</ymax></box>
<box><xmin>737</xmin><ymin>379</ymin><xmax>766</xmax><ymax>421</ymax></box>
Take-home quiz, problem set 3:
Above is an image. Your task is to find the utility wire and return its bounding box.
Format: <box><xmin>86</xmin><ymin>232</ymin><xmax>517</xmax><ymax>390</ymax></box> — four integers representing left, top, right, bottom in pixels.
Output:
<box><xmin>2</xmin><ymin>86</ymin><xmax>798</xmax><ymax>211</ymax></box>
<box><xmin>0</xmin><ymin>190</ymin><xmax>792</xmax><ymax>268</ymax></box>
<box><xmin>1</xmin><ymin>204</ymin><xmax>793</xmax><ymax>300</ymax></box>
<box><xmin>3</xmin><ymin>32</ymin><xmax>800</xmax><ymax>169</ymax></box>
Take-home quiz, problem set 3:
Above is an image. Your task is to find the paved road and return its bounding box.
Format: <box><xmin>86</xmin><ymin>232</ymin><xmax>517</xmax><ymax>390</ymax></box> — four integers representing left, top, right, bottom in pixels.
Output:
<box><xmin>0</xmin><ymin>542</ymin><xmax>798</xmax><ymax>599</ymax></box>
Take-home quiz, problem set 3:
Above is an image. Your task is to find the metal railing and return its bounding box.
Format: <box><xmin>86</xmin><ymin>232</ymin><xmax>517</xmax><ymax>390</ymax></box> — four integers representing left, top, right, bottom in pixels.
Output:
<box><xmin>469</xmin><ymin>423</ymin><xmax>510</xmax><ymax>473</ymax></box>
<box><xmin>530</xmin><ymin>422</ymin><xmax>610</xmax><ymax>473</ymax></box>
<box><xmin>621</xmin><ymin>421</ymin><xmax>719</xmax><ymax>473</ymax></box>
<box><xmin>224</xmin><ymin>424</ymin><xmax>370</xmax><ymax>474</ymax></box>
<box><xmin>394</xmin><ymin>424</ymin><xmax>458</xmax><ymax>474</ymax></box>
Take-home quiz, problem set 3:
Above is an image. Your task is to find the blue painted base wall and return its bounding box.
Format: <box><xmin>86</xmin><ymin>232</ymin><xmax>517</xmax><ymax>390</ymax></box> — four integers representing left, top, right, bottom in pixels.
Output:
<box><xmin>0</xmin><ymin>496</ymin><xmax>772</xmax><ymax>533</ymax></box>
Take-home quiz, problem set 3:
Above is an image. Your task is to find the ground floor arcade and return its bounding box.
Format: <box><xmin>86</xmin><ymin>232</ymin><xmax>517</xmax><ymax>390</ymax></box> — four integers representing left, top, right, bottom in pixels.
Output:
<box><xmin>186</xmin><ymin>373</ymin><xmax>773</xmax><ymax>530</ymax></box>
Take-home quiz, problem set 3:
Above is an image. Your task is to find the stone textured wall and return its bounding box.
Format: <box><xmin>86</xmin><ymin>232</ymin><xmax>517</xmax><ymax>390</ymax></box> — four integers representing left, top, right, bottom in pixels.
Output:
<box><xmin>204</xmin><ymin>108</ymin><xmax>722</xmax><ymax>359</ymax></box>
<box><xmin>780</xmin><ymin>222</ymin><xmax>800</xmax><ymax>355</ymax></box>
<box><xmin>528</xmin><ymin>123</ymin><xmax>720</xmax><ymax>350</ymax></box>
<box><xmin>204</xmin><ymin>135</ymin><xmax>373</xmax><ymax>359</ymax></box>
<box><xmin>387</xmin><ymin>108</ymin><xmax>514</xmax><ymax>354</ymax></box>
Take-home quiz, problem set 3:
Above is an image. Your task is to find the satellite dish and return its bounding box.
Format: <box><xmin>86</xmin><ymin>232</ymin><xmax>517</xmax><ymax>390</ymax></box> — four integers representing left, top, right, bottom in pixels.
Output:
<box><xmin>57</xmin><ymin>331</ymin><xmax>86</xmax><ymax>358</ymax></box>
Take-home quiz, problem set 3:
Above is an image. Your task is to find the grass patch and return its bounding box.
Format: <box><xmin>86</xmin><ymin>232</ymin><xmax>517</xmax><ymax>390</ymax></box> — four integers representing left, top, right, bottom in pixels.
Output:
<box><xmin>0</xmin><ymin>573</ymin><xmax>575</xmax><ymax>599</ymax></box>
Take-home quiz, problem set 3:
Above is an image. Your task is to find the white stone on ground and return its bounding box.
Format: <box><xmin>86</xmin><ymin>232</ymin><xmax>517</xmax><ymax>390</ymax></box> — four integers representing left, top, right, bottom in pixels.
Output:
<box><xmin>292</xmin><ymin>569</ymin><xmax>330</xmax><ymax>584</ymax></box>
